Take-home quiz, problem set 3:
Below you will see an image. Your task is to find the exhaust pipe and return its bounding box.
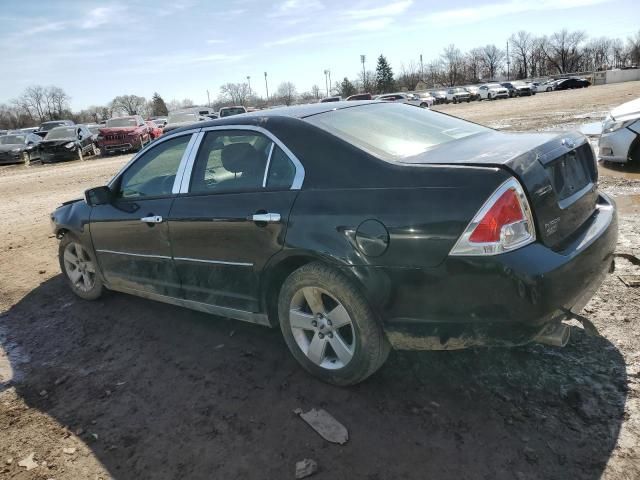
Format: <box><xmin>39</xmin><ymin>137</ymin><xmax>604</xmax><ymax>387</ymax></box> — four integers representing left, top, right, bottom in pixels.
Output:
<box><xmin>535</xmin><ymin>323</ymin><xmax>570</xmax><ymax>347</ymax></box>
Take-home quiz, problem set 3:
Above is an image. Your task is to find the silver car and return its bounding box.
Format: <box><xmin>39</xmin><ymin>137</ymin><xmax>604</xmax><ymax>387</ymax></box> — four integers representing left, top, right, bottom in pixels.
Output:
<box><xmin>599</xmin><ymin>97</ymin><xmax>640</xmax><ymax>164</ymax></box>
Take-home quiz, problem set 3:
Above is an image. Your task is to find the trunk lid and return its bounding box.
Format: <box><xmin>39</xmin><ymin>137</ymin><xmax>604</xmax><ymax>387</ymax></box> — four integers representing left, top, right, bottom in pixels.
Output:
<box><xmin>401</xmin><ymin>130</ymin><xmax>599</xmax><ymax>249</ymax></box>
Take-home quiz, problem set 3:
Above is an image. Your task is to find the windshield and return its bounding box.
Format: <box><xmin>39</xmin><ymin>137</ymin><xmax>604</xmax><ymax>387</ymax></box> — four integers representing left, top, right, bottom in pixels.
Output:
<box><xmin>106</xmin><ymin>118</ymin><xmax>138</xmax><ymax>128</ymax></box>
<box><xmin>45</xmin><ymin>127</ymin><xmax>77</xmax><ymax>140</ymax></box>
<box><xmin>0</xmin><ymin>135</ymin><xmax>26</xmax><ymax>145</ymax></box>
<box><xmin>220</xmin><ymin>107</ymin><xmax>246</xmax><ymax>117</ymax></box>
<box><xmin>306</xmin><ymin>103</ymin><xmax>489</xmax><ymax>160</ymax></box>
<box><xmin>168</xmin><ymin>112</ymin><xmax>198</xmax><ymax>123</ymax></box>
<box><xmin>40</xmin><ymin>121</ymin><xmax>66</xmax><ymax>131</ymax></box>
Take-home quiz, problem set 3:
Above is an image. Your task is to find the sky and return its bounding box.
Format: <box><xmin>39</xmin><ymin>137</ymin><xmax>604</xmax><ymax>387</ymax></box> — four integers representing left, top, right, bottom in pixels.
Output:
<box><xmin>0</xmin><ymin>0</ymin><xmax>638</xmax><ymax>110</ymax></box>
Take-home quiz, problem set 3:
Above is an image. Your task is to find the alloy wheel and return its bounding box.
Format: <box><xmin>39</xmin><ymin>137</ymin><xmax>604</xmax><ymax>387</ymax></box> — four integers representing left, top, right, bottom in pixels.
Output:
<box><xmin>289</xmin><ymin>287</ymin><xmax>356</xmax><ymax>370</ymax></box>
<box><xmin>63</xmin><ymin>242</ymin><xmax>96</xmax><ymax>292</ymax></box>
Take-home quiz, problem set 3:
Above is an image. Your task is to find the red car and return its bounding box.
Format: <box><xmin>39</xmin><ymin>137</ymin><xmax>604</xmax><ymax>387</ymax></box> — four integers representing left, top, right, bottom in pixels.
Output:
<box><xmin>97</xmin><ymin>115</ymin><xmax>151</xmax><ymax>154</ymax></box>
<box><xmin>145</xmin><ymin>120</ymin><xmax>163</xmax><ymax>140</ymax></box>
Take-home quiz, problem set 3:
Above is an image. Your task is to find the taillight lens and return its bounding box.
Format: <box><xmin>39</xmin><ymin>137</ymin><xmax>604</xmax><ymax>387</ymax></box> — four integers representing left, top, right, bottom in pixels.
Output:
<box><xmin>450</xmin><ymin>178</ymin><xmax>535</xmax><ymax>256</ymax></box>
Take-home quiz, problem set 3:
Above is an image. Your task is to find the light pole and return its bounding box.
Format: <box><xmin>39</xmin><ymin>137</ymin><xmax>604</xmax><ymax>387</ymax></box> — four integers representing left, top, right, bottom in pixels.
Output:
<box><xmin>360</xmin><ymin>55</ymin><xmax>366</xmax><ymax>92</ymax></box>
<box><xmin>420</xmin><ymin>54</ymin><xmax>424</xmax><ymax>82</ymax></box>
<box><xmin>264</xmin><ymin>72</ymin><xmax>269</xmax><ymax>103</ymax></box>
<box><xmin>324</xmin><ymin>69</ymin><xmax>330</xmax><ymax>96</ymax></box>
<box><xmin>246</xmin><ymin>76</ymin><xmax>251</xmax><ymax>95</ymax></box>
<box><xmin>206</xmin><ymin>89</ymin><xmax>210</xmax><ymax>107</ymax></box>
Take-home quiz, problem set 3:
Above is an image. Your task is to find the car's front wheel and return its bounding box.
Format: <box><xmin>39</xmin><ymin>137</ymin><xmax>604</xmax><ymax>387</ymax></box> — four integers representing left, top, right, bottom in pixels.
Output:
<box><xmin>278</xmin><ymin>262</ymin><xmax>390</xmax><ymax>386</ymax></box>
<box><xmin>59</xmin><ymin>234</ymin><xmax>103</xmax><ymax>300</ymax></box>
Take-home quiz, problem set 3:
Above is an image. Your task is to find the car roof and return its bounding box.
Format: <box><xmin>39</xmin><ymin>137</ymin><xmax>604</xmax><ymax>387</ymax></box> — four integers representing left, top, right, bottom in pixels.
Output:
<box><xmin>165</xmin><ymin>101</ymin><xmax>382</xmax><ymax>135</ymax></box>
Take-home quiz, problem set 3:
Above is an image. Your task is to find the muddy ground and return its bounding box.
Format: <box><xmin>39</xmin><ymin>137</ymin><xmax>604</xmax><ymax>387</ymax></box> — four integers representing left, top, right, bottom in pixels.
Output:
<box><xmin>1</xmin><ymin>81</ymin><xmax>639</xmax><ymax>480</ymax></box>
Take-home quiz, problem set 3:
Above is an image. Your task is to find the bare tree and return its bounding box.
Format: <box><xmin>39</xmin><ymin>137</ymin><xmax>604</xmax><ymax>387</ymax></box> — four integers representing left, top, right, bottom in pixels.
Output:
<box><xmin>396</xmin><ymin>61</ymin><xmax>421</xmax><ymax>91</ymax></box>
<box><xmin>219</xmin><ymin>83</ymin><xmax>250</xmax><ymax>105</ymax></box>
<box><xmin>466</xmin><ymin>48</ymin><xmax>484</xmax><ymax>83</ymax></box>
<box><xmin>276</xmin><ymin>82</ymin><xmax>297</xmax><ymax>106</ymax></box>
<box><xmin>540</xmin><ymin>29</ymin><xmax>586</xmax><ymax>73</ymax></box>
<box><xmin>628</xmin><ymin>30</ymin><xmax>640</xmax><ymax>65</ymax></box>
<box><xmin>509</xmin><ymin>31</ymin><xmax>533</xmax><ymax>79</ymax></box>
<box><xmin>441</xmin><ymin>44</ymin><xmax>463</xmax><ymax>86</ymax></box>
<box><xmin>311</xmin><ymin>84</ymin><xmax>321</xmax><ymax>100</ymax></box>
<box><xmin>357</xmin><ymin>69</ymin><xmax>376</xmax><ymax>93</ymax></box>
<box><xmin>481</xmin><ymin>44</ymin><xmax>504</xmax><ymax>80</ymax></box>
<box><xmin>111</xmin><ymin>95</ymin><xmax>147</xmax><ymax>115</ymax></box>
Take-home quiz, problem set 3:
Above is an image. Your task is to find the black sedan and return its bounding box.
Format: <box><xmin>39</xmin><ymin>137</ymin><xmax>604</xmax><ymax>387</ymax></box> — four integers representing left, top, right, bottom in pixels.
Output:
<box><xmin>40</xmin><ymin>125</ymin><xmax>97</xmax><ymax>163</ymax></box>
<box><xmin>51</xmin><ymin>102</ymin><xmax>617</xmax><ymax>385</ymax></box>
<box><xmin>555</xmin><ymin>78</ymin><xmax>591</xmax><ymax>90</ymax></box>
<box><xmin>0</xmin><ymin>133</ymin><xmax>42</xmax><ymax>165</ymax></box>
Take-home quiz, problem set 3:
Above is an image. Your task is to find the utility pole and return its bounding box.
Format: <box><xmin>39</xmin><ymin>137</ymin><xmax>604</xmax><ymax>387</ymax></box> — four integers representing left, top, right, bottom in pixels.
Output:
<box><xmin>206</xmin><ymin>89</ymin><xmax>210</xmax><ymax>107</ymax></box>
<box><xmin>264</xmin><ymin>72</ymin><xmax>269</xmax><ymax>103</ymax></box>
<box><xmin>360</xmin><ymin>55</ymin><xmax>366</xmax><ymax>92</ymax></box>
<box><xmin>420</xmin><ymin>54</ymin><xmax>424</xmax><ymax>82</ymax></box>
<box><xmin>246</xmin><ymin>76</ymin><xmax>251</xmax><ymax>95</ymax></box>
<box><xmin>506</xmin><ymin>41</ymin><xmax>510</xmax><ymax>81</ymax></box>
<box><xmin>324</xmin><ymin>69</ymin><xmax>330</xmax><ymax>96</ymax></box>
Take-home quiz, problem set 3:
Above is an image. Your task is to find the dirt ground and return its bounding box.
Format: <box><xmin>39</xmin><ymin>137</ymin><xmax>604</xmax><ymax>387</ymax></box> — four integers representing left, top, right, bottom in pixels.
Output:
<box><xmin>1</xmin><ymin>81</ymin><xmax>639</xmax><ymax>480</ymax></box>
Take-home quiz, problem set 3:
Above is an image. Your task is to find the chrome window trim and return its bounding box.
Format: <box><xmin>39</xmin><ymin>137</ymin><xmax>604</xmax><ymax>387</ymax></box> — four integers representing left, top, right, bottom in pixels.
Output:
<box><xmin>96</xmin><ymin>249</ymin><xmax>172</xmax><ymax>260</ymax></box>
<box><xmin>262</xmin><ymin>142</ymin><xmax>276</xmax><ymax>188</ymax></box>
<box><xmin>179</xmin><ymin>125</ymin><xmax>305</xmax><ymax>194</ymax></box>
<box><xmin>107</xmin><ymin>129</ymin><xmax>201</xmax><ymax>190</ymax></box>
<box><xmin>174</xmin><ymin>257</ymin><xmax>253</xmax><ymax>267</ymax></box>
<box><xmin>176</xmin><ymin>131</ymin><xmax>205</xmax><ymax>193</ymax></box>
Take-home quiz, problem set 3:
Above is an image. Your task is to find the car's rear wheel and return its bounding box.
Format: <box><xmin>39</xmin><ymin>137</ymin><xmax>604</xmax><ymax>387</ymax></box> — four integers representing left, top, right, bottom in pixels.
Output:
<box><xmin>420</xmin><ymin>102</ymin><xmax>428</xmax><ymax>108</ymax></box>
<box><xmin>22</xmin><ymin>152</ymin><xmax>30</xmax><ymax>166</ymax></box>
<box><xmin>278</xmin><ymin>262</ymin><xmax>390</xmax><ymax>386</ymax></box>
<box><xmin>59</xmin><ymin>234</ymin><xmax>103</xmax><ymax>300</ymax></box>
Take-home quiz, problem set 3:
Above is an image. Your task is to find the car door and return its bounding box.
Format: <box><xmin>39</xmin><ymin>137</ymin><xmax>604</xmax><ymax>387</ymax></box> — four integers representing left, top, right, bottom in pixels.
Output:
<box><xmin>90</xmin><ymin>132</ymin><xmax>197</xmax><ymax>297</ymax></box>
<box><xmin>168</xmin><ymin>127</ymin><xmax>303</xmax><ymax>313</ymax></box>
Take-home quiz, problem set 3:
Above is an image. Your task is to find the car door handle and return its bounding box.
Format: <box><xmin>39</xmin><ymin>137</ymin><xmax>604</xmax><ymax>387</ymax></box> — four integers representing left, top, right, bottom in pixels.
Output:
<box><xmin>252</xmin><ymin>213</ymin><xmax>281</xmax><ymax>223</ymax></box>
<box><xmin>140</xmin><ymin>215</ymin><xmax>163</xmax><ymax>224</ymax></box>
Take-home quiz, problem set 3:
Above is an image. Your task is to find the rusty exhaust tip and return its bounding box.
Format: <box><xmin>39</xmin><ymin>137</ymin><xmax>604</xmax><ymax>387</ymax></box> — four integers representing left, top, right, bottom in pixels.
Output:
<box><xmin>535</xmin><ymin>323</ymin><xmax>570</xmax><ymax>347</ymax></box>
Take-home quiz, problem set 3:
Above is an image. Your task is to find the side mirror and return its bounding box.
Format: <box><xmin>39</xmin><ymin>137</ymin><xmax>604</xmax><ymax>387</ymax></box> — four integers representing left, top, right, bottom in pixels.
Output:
<box><xmin>85</xmin><ymin>186</ymin><xmax>113</xmax><ymax>206</ymax></box>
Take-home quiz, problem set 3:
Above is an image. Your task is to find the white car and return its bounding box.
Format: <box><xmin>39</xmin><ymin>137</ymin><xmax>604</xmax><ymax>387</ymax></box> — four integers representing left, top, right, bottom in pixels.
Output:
<box><xmin>478</xmin><ymin>83</ymin><xmax>509</xmax><ymax>100</ymax></box>
<box><xmin>445</xmin><ymin>87</ymin><xmax>471</xmax><ymax>103</ymax></box>
<box><xmin>410</xmin><ymin>92</ymin><xmax>435</xmax><ymax>108</ymax></box>
<box><xmin>535</xmin><ymin>80</ymin><xmax>559</xmax><ymax>92</ymax></box>
<box><xmin>376</xmin><ymin>93</ymin><xmax>425</xmax><ymax>107</ymax></box>
<box><xmin>598</xmin><ymin>97</ymin><xmax>640</xmax><ymax>164</ymax></box>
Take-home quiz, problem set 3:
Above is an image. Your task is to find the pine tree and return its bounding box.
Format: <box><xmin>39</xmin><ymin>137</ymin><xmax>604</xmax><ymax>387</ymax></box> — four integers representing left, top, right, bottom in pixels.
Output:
<box><xmin>375</xmin><ymin>55</ymin><xmax>395</xmax><ymax>94</ymax></box>
<box><xmin>151</xmin><ymin>92</ymin><xmax>168</xmax><ymax>116</ymax></box>
<box><xmin>339</xmin><ymin>77</ymin><xmax>356</xmax><ymax>97</ymax></box>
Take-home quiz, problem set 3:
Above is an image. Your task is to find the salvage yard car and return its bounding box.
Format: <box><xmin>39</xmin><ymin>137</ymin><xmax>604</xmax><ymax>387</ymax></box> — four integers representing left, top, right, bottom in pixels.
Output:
<box><xmin>445</xmin><ymin>87</ymin><xmax>471</xmax><ymax>103</ymax></box>
<box><xmin>97</xmin><ymin>115</ymin><xmax>151</xmax><ymax>154</ymax></box>
<box><xmin>0</xmin><ymin>132</ymin><xmax>42</xmax><ymax>165</ymax></box>
<box><xmin>478</xmin><ymin>83</ymin><xmax>509</xmax><ymax>100</ymax></box>
<box><xmin>35</xmin><ymin>119</ymin><xmax>75</xmax><ymax>138</ymax></box>
<box><xmin>599</xmin><ymin>97</ymin><xmax>640</xmax><ymax>164</ymax></box>
<box><xmin>40</xmin><ymin>125</ymin><xmax>96</xmax><ymax>163</ymax></box>
<box><xmin>51</xmin><ymin>101</ymin><xmax>617</xmax><ymax>386</ymax></box>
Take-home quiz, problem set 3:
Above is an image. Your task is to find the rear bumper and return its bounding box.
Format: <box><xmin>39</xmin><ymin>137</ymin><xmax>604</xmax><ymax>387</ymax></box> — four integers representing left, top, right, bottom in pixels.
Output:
<box><xmin>353</xmin><ymin>193</ymin><xmax>617</xmax><ymax>350</ymax></box>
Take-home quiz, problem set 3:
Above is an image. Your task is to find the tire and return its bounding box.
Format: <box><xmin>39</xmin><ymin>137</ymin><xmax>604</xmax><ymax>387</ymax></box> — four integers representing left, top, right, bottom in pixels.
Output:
<box><xmin>58</xmin><ymin>233</ymin><xmax>104</xmax><ymax>301</ymax></box>
<box><xmin>630</xmin><ymin>143</ymin><xmax>640</xmax><ymax>163</ymax></box>
<box><xmin>420</xmin><ymin>102</ymin><xmax>427</xmax><ymax>108</ymax></box>
<box><xmin>453</xmin><ymin>97</ymin><xmax>457</xmax><ymax>104</ymax></box>
<box><xmin>466</xmin><ymin>98</ymin><xmax>470</xmax><ymax>103</ymax></box>
<box><xmin>278</xmin><ymin>262</ymin><xmax>390</xmax><ymax>386</ymax></box>
<box><xmin>22</xmin><ymin>152</ymin><xmax>30</xmax><ymax>166</ymax></box>
<box><xmin>488</xmin><ymin>93</ymin><xmax>492</xmax><ymax>100</ymax></box>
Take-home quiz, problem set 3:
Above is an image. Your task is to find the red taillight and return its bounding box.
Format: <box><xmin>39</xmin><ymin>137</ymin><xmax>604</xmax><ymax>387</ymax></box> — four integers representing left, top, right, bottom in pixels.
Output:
<box><xmin>468</xmin><ymin>188</ymin><xmax>524</xmax><ymax>243</ymax></box>
<box><xmin>450</xmin><ymin>178</ymin><xmax>536</xmax><ymax>256</ymax></box>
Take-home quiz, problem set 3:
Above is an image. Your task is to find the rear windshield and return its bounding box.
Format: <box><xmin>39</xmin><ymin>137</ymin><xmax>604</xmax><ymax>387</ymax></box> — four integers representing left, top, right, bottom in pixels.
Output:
<box><xmin>45</xmin><ymin>127</ymin><xmax>76</xmax><ymax>140</ymax></box>
<box><xmin>0</xmin><ymin>135</ymin><xmax>25</xmax><ymax>144</ymax></box>
<box><xmin>107</xmin><ymin>118</ymin><xmax>137</xmax><ymax>127</ymax></box>
<box><xmin>219</xmin><ymin>107</ymin><xmax>246</xmax><ymax>117</ymax></box>
<box><xmin>40</xmin><ymin>121</ymin><xmax>66</xmax><ymax>131</ymax></box>
<box><xmin>305</xmin><ymin>103</ymin><xmax>489</xmax><ymax>160</ymax></box>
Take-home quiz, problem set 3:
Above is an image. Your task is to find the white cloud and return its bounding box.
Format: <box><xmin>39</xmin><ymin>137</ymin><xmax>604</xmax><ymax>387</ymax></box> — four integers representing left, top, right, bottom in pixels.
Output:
<box><xmin>344</xmin><ymin>0</ymin><xmax>413</xmax><ymax>19</ymax></box>
<box><xmin>23</xmin><ymin>22</ymin><xmax>66</xmax><ymax>36</ymax></box>
<box><xmin>269</xmin><ymin>0</ymin><xmax>324</xmax><ymax>17</ymax></box>
<box><xmin>423</xmin><ymin>0</ymin><xmax>610</xmax><ymax>26</ymax></box>
<box><xmin>82</xmin><ymin>6</ymin><xmax>126</xmax><ymax>29</ymax></box>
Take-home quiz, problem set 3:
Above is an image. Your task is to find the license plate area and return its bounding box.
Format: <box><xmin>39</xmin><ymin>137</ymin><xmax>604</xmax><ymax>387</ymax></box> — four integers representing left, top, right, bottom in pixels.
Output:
<box><xmin>545</xmin><ymin>144</ymin><xmax>595</xmax><ymax>202</ymax></box>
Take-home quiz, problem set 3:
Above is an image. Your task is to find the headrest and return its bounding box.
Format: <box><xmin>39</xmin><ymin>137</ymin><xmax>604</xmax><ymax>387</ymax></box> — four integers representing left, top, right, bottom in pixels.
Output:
<box><xmin>221</xmin><ymin>143</ymin><xmax>259</xmax><ymax>173</ymax></box>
